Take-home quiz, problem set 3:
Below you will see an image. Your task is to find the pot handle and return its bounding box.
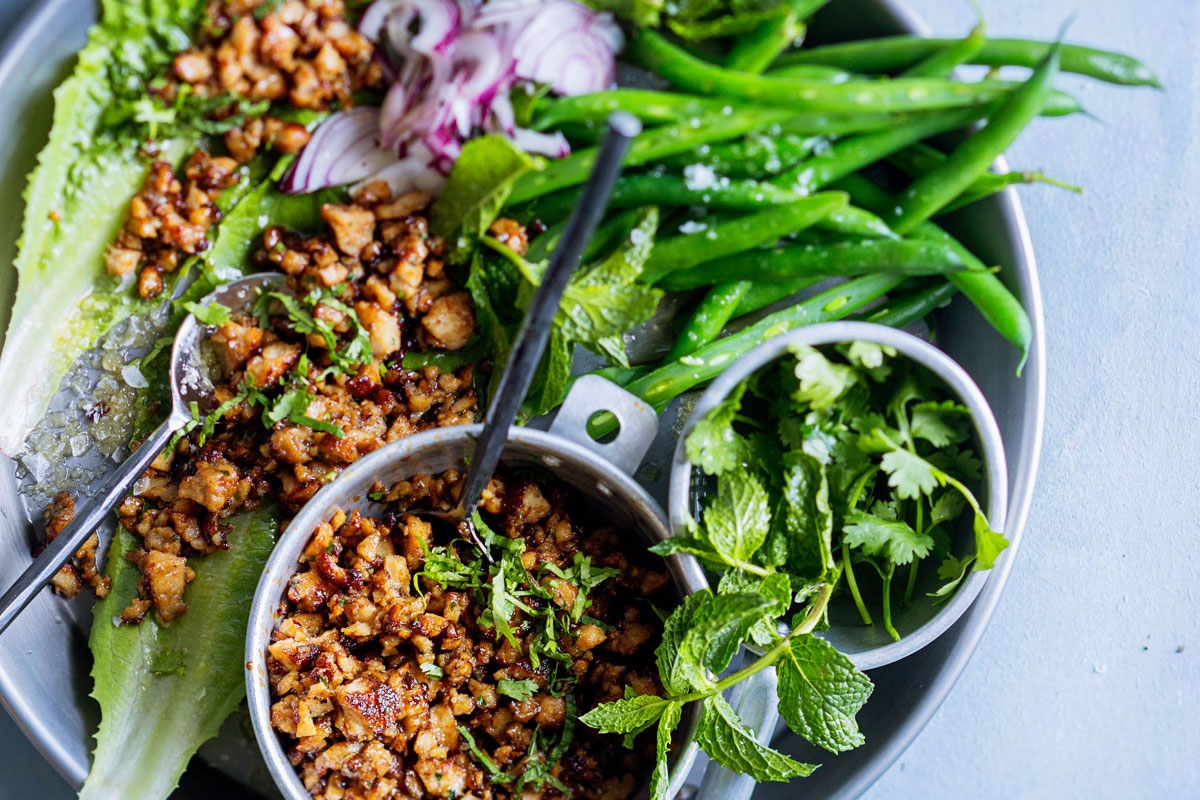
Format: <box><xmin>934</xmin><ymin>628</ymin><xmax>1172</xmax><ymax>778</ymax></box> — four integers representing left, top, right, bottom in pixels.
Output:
<box><xmin>693</xmin><ymin>666</ymin><xmax>780</xmax><ymax>800</ymax></box>
<box><xmin>548</xmin><ymin>375</ymin><xmax>658</xmax><ymax>475</ymax></box>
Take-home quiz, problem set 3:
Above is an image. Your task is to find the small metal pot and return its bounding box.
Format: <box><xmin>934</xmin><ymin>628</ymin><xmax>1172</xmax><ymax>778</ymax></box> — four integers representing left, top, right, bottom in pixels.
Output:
<box><xmin>245</xmin><ymin>376</ymin><xmax>707</xmax><ymax>800</ymax></box>
<box><xmin>670</xmin><ymin>321</ymin><xmax>1010</xmax><ymax>670</ymax></box>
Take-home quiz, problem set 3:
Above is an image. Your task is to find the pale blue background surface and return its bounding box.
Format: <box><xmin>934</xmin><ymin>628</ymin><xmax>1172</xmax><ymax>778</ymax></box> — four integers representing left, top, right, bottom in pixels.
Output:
<box><xmin>1</xmin><ymin>0</ymin><xmax>1197</xmax><ymax>797</ymax></box>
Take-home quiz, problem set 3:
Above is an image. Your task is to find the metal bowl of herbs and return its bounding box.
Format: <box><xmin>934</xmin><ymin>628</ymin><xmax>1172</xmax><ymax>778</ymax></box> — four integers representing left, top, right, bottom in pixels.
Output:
<box><xmin>667</xmin><ymin>321</ymin><xmax>1009</xmax><ymax>671</ymax></box>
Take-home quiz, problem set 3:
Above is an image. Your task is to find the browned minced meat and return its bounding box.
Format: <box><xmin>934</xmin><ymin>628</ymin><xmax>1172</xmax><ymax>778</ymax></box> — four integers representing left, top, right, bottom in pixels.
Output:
<box><xmin>169</xmin><ymin>0</ymin><xmax>382</xmax><ymax>162</ymax></box>
<box><xmin>267</xmin><ymin>470</ymin><xmax>673</xmax><ymax>800</ymax></box>
<box><xmin>105</xmin><ymin>151</ymin><xmax>243</xmax><ymax>299</ymax></box>
<box><xmin>40</xmin><ymin>492</ymin><xmax>111</xmax><ymax>600</ymax></box>
<box><xmin>115</xmin><ymin>191</ymin><xmax>479</xmax><ymax>624</ymax></box>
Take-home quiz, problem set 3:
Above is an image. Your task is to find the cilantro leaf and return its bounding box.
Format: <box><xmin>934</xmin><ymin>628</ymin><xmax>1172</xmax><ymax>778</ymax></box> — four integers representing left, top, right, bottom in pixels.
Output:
<box><xmin>788</xmin><ymin>344</ymin><xmax>858</xmax><ymax>409</ymax></box>
<box><xmin>649</xmin><ymin>702</ymin><xmax>683</xmax><ymax>800</ymax></box>
<box><xmin>685</xmin><ymin>381</ymin><xmax>748</xmax><ymax>476</ymax></box>
<box><xmin>909</xmin><ymin>400</ymin><xmax>969</xmax><ymax>447</ymax></box>
<box><xmin>497</xmin><ymin>679</ymin><xmax>538</xmax><ymax>702</ymax></box>
<box><xmin>843</xmin><ymin>509</ymin><xmax>934</xmax><ymax>566</ymax></box>
<box><xmin>929</xmin><ymin>490</ymin><xmax>967</xmax><ymax>526</ymax></box>
<box><xmin>182</xmin><ymin>300</ymin><xmax>232</xmax><ymax>327</ymax></box>
<box><xmin>776</xmin><ymin>635</ymin><xmax>873</xmax><ymax>754</ymax></box>
<box><xmin>879</xmin><ymin>443</ymin><xmax>939</xmax><ymax>499</ymax></box>
<box><xmin>928</xmin><ymin>553</ymin><xmax>974</xmax><ymax>603</ymax></box>
<box><xmin>579</xmin><ymin>693</ymin><xmax>670</xmax><ymax>734</ymax></box>
<box><xmin>696</xmin><ymin>693</ymin><xmax>816</xmax><ymax>782</ymax></box>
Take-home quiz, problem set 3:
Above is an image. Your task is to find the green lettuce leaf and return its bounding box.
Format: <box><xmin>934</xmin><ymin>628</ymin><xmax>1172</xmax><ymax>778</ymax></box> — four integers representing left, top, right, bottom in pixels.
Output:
<box><xmin>0</xmin><ymin>0</ymin><xmax>207</xmax><ymax>454</ymax></box>
<box><xmin>80</xmin><ymin>506</ymin><xmax>280</xmax><ymax>799</ymax></box>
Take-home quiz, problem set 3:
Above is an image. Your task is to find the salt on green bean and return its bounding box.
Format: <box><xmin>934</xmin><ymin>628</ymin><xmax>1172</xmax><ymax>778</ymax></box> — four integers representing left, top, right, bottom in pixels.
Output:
<box><xmin>508</xmin><ymin>107</ymin><xmax>796</xmax><ymax>204</ymax></box>
<box><xmin>658</xmin><ymin>238</ymin><xmax>974</xmax><ymax>292</ymax></box>
<box><xmin>664</xmin><ymin>281</ymin><xmax>752</xmax><ymax>361</ymax></box>
<box><xmin>588</xmin><ymin>273</ymin><xmax>907</xmax><ymax>436</ymax></box>
<box><xmin>633</xmin><ymin>29</ymin><xmax>1055</xmax><ymax>113</ymax></box>
<box><xmin>887</xmin><ymin>42</ymin><xmax>1061</xmax><ymax>235</ymax></box>
<box><xmin>657</xmin><ymin>133</ymin><xmax>819</xmax><ymax>179</ymax></box>
<box><xmin>640</xmin><ymin>192</ymin><xmax>847</xmax><ymax>284</ymax></box>
<box><xmin>776</xmin><ymin>36</ymin><xmax>1162</xmax><ymax>88</ymax></box>
<box><xmin>836</xmin><ymin>173</ymin><xmax>1032</xmax><ymax>369</ymax></box>
<box><xmin>773</xmin><ymin>106</ymin><xmax>989</xmax><ymax>195</ymax></box>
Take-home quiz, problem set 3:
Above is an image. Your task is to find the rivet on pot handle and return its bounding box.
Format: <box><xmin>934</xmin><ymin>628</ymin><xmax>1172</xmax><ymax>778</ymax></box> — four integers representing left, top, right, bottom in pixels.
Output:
<box><xmin>548</xmin><ymin>375</ymin><xmax>658</xmax><ymax>475</ymax></box>
<box><xmin>695</xmin><ymin>666</ymin><xmax>780</xmax><ymax>800</ymax></box>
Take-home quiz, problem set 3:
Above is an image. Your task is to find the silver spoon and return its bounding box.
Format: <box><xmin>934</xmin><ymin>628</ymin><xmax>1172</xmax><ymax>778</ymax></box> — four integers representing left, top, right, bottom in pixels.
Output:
<box><xmin>0</xmin><ymin>272</ymin><xmax>286</xmax><ymax>635</ymax></box>
<box><xmin>433</xmin><ymin>112</ymin><xmax>642</xmax><ymax>557</ymax></box>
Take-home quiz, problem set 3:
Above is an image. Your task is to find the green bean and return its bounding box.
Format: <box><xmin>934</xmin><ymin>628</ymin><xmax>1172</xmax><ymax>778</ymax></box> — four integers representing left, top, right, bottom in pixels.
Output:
<box><xmin>665</xmin><ymin>281</ymin><xmax>752</xmax><ymax>361</ymax></box>
<box><xmin>836</xmin><ymin>173</ymin><xmax>1032</xmax><ymax>366</ymax></box>
<box><xmin>887</xmin><ymin>42</ymin><xmax>1060</xmax><ymax>235</ymax></box>
<box><xmin>725</xmin><ymin>10</ymin><xmax>803</xmax><ymax>74</ymax></box>
<box><xmin>633</xmin><ymin>29</ymin><xmax>1050</xmax><ymax>113</ymax></box>
<box><xmin>658</xmin><ymin>238</ymin><xmax>973</xmax><ymax>291</ymax></box>
<box><xmin>888</xmin><ymin>142</ymin><xmax>1082</xmax><ymax>214</ymax></box>
<box><xmin>731</xmin><ymin>277</ymin><xmax>826</xmax><ymax>317</ymax></box>
<box><xmin>859</xmin><ymin>280</ymin><xmax>960</xmax><ymax>327</ymax></box>
<box><xmin>773</xmin><ymin>106</ymin><xmax>989</xmax><ymax>195</ymax></box>
<box><xmin>508</xmin><ymin>107</ymin><xmax>799</xmax><ymax>204</ymax></box>
<box><xmin>526</xmin><ymin>207</ymin><xmax>643</xmax><ymax>262</ymax></box>
<box><xmin>777</xmin><ymin>36</ymin><xmax>1162</xmax><ymax>88</ymax></box>
<box><xmin>814</xmin><ymin>205</ymin><xmax>899</xmax><ymax>239</ymax></box>
<box><xmin>657</xmin><ymin>133</ymin><xmax>819</xmax><ymax>179</ymax></box>
<box><xmin>900</xmin><ymin>19</ymin><xmax>987</xmax><ymax>78</ymax></box>
<box><xmin>588</xmin><ymin>273</ymin><xmax>907</xmax><ymax>436</ymax></box>
<box><xmin>641</xmin><ymin>193</ymin><xmax>847</xmax><ymax>284</ymax></box>
<box><xmin>765</xmin><ymin>63</ymin><xmax>858</xmax><ymax>81</ymax></box>
<box><xmin>531</xmin><ymin>90</ymin><xmax>735</xmax><ymax>130</ymax></box>
<box><xmin>530</xmin><ymin>173</ymin><xmax>808</xmax><ymax>221</ymax></box>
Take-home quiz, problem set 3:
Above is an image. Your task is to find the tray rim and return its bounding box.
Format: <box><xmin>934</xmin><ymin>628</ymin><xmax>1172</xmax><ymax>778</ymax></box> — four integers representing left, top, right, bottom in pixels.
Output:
<box><xmin>0</xmin><ymin>0</ymin><xmax>1046</xmax><ymax>795</ymax></box>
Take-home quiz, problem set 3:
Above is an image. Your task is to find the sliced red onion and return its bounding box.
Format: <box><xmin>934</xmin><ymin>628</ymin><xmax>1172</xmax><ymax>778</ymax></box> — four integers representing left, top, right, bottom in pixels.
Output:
<box><xmin>282</xmin><ymin>108</ymin><xmax>396</xmax><ymax>194</ymax></box>
<box><xmin>512</xmin><ymin>127</ymin><xmax>570</xmax><ymax>158</ymax></box>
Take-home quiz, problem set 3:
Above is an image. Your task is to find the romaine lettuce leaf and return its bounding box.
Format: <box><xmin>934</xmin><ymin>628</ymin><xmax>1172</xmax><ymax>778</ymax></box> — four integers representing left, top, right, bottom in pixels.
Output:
<box><xmin>0</xmin><ymin>0</ymin><xmax>206</xmax><ymax>455</ymax></box>
<box><xmin>80</xmin><ymin>506</ymin><xmax>280</xmax><ymax>800</ymax></box>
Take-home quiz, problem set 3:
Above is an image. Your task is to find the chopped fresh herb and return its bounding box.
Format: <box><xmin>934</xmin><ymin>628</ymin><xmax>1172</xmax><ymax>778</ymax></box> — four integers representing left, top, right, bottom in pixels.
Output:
<box><xmin>497</xmin><ymin>679</ymin><xmax>539</xmax><ymax>702</ymax></box>
<box><xmin>182</xmin><ymin>300</ymin><xmax>233</xmax><ymax>327</ymax></box>
<box><xmin>419</xmin><ymin>663</ymin><xmax>445</xmax><ymax>679</ymax></box>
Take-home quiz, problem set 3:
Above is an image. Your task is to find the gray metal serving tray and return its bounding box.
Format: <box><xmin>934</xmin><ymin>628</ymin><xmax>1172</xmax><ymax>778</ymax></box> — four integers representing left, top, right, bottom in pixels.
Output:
<box><xmin>0</xmin><ymin>0</ymin><xmax>1044</xmax><ymax>796</ymax></box>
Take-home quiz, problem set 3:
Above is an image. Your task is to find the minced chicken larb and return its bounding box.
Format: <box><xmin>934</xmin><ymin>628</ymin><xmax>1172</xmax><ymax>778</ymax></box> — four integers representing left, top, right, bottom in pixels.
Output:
<box><xmin>267</xmin><ymin>468</ymin><xmax>675</xmax><ymax>800</ymax></box>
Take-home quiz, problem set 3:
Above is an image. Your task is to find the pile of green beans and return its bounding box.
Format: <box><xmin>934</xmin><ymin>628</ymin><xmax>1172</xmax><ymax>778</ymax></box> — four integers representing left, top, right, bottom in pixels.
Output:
<box><xmin>497</xmin><ymin>10</ymin><xmax>1159</xmax><ymax>411</ymax></box>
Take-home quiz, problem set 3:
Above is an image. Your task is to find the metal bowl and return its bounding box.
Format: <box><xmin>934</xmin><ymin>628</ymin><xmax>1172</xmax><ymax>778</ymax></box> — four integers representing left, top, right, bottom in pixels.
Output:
<box><xmin>668</xmin><ymin>322</ymin><xmax>1009</xmax><ymax>671</ymax></box>
<box><xmin>0</xmin><ymin>0</ymin><xmax>1045</xmax><ymax>796</ymax></box>
<box><xmin>245</xmin><ymin>378</ymin><xmax>708</xmax><ymax>800</ymax></box>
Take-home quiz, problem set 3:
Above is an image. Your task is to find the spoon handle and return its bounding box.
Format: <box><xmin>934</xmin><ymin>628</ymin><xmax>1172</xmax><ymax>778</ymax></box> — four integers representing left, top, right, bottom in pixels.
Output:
<box><xmin>457</xmin><ymin>112</ymin><xmax>643</xmax><ymax>518</ymax></box>
<box><xmin>0</xmin><ymin>417</ymin><xmax>179</xmax><ymax>635</ymax></box>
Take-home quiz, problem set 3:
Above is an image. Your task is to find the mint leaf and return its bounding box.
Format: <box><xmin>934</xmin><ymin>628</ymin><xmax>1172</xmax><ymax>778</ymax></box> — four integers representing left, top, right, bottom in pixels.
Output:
<box><xmin>182</xmin><ymin>300</ymin><xmax>232</xmax><ymax>327</ymax></box>
<box><xmin>843</xmin><ymin>509</ymin><xmax>934</xmax><ymax>566</ymax></box>
<box><xmin>649</xmin><ymin>702</ymin><xmax>683</xmax><ymax>800</ymax></box>
<box><xmin>579</xmin><ymin>693</ymin><xmax>671</xmax><ymax>734</ymax></box>
<box><xmin>497</xmin><ymin>679</ymin><xmax>538</xmax><ymax>702</ymax></box>
<box><xmin>788</xmin><ymin>344</ymin><xmax>858</xmax><ymax>409</ymax></box>
<box><xmin>685</xmin><ymin>381</ymin><xmax>749</xmax><ymax>476</ymax></box>
<box><xmin>657</xmin><ymin>590</ymin><xmax>774</xmax><ymax>693</ymax></box>
<box><xmin>781</xmin><ymin>453</ymin><xmax>835</xmax><ymax>580</ymax></box>
<box><xmin>696</xmin><ymin>694</ymin><xmax>816</xmax><ymax>781</ymax></box>
<box><xmin>717</xmin><ymin>570</ymin><xmax>790</xmax><ymax>646</ymax></box>
<box><xmin>431</xmin><ymin>135</ymin><xmax>539</xmax><ymax>264</ymax></box>
<box><xmin>776</xmin><ymin>635</ymin><xmax>873</xmax><ymax>754</ymax></box>
<box><xmin>703</xmin><ymin>468</ymin><xmax>772</xmax><ymax>567</ymax></box>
